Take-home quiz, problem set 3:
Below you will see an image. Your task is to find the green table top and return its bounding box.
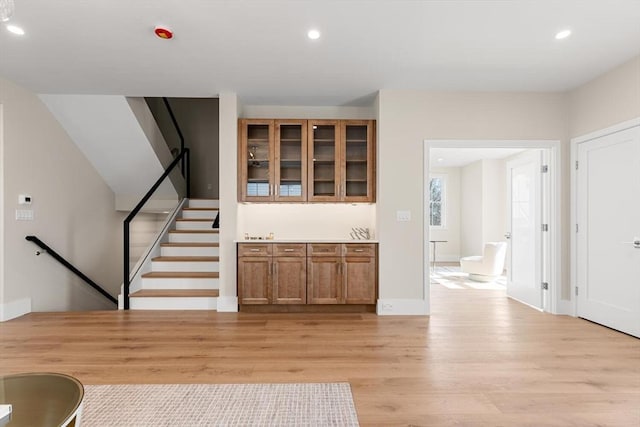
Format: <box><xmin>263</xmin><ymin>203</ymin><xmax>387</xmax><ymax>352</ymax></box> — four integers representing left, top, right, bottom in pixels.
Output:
<box><xmin>0</xmin><ymin>373</ymin><xmax>84</xmax><ymax>427</ymax></box>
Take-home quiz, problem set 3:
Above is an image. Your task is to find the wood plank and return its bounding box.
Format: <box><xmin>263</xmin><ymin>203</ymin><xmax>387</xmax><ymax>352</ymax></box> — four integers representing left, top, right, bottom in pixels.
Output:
<box><xmin>141</xmin><ymin>272</ymin><xmax>219</xmax><ymax>278</ymax></box>
<box><xmin>160</xmin><ymin>243</ymin><xmax>219</xmax><ymax>247</ymax></box>
<box><xmin>129</xmin><ymin>290</ymin><xmax>220</xmax><ymax>298</ymax></box>
<box><xmin>1</xmin><ymin>285</ymin><xmax>639</xmax><ymax>426</ymax></box>
<box><xmin>151</xmin><ymin>256</ymin><xmax>219</xmax><ymax>262</ymax></box>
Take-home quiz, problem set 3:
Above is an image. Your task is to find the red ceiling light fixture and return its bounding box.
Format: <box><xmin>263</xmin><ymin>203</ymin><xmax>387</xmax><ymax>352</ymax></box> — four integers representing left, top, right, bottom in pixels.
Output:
<box><xmin>154</xmin><ymin>26</ymin><xmax>173</xmax><ymax>40</ymax></box>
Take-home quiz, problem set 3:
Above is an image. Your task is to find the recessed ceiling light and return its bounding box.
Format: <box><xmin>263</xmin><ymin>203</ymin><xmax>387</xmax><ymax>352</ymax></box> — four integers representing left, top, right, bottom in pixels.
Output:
<box><xmin>307</xmin><ymin>29</ymin><xmax>320</xmax><ymax>40</ymax></box>
<box><xmin>437</xmin><ymin>158</ymin><xmax>444</xmax><ymax>163</ymax></box>
<box><xmin>555</xmin><ymin>29</ymin><xmax>571</xmax><ymax>40</ymax></box>
<box><xmin>6</xmin><ymin>24</ymin><xmax>24</xmax><ymax>35</ymax></box>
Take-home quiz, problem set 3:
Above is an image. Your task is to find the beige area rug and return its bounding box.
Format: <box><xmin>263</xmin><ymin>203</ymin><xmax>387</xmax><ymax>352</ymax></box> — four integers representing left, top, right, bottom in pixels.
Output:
<box><xmin>82</xmin><ymin>383</ymin><xmax>359</xmax><ymax>427</ymax></box>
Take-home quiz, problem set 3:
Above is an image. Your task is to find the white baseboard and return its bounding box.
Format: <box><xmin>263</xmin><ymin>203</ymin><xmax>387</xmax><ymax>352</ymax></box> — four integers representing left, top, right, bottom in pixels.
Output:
<box><xmin>216</xmin><ymin>296</ymin><xmax>238</xmax><ymax>312</ymax></box>
<box><xmin>0</xmin><ymin>298</ymin><xmax>32</xmax><ymax>322</ymax></box>
<box><xmin>554</xmin><ymin>298</ymin><xmax>574</xmax><ymax>316</ymax></box>
<box><xmin>376</xmin><ymin>298</ymin><xmax>429</xmax><ymax>315</ymax></box>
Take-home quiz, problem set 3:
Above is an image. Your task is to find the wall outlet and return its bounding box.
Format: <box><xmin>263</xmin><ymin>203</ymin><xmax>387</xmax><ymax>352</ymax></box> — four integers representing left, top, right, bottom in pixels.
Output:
<box><xmin>382</xmin><ymin>303</ymin><xmax>393</xmax><ymax>311</ymax></box>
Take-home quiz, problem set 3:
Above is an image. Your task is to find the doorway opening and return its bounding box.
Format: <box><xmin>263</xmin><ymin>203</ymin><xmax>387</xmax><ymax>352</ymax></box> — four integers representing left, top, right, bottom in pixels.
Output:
<box><xmin>424</xmin><ymin>140</ymin><xmax>562</xmax><ymax>314</ymax></box>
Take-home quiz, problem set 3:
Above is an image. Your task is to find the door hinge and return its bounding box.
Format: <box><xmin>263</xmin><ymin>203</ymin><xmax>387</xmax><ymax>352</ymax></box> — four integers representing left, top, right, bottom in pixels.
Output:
<box><xmin>541</xmin><ymin>282</ymin><xmax>549</xmax><ymax>290</ymax></box>
<box><xmin>575</xmin><ymin>160</ymin><xmax>579</xmax><ymax>170</ymax></box>
<box><xmin>542</xmin><ymin>224</ymin><xmax>549</xmax><ymax>232</ymax></box>
<box><xmin>575</xmin><ymin>286</ymin><xmax>579</xmax><ymax>296</ymax></box>
<box><xmin>576</xmin><ymin>224</ymin><xmax>579</xmax><ymax>233</ymax></box>
<box><xmin>541</xmin><ymin>165</ymin><xmax>549</xmax><ymax>173</ymax></box>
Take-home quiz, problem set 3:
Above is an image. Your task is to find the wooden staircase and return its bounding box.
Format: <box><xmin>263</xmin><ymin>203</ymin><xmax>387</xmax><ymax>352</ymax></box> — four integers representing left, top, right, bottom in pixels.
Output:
<box><xmin>129</xmin><ymin>199</ymin><xmax>220</xmax><ymax>310</ymax></box>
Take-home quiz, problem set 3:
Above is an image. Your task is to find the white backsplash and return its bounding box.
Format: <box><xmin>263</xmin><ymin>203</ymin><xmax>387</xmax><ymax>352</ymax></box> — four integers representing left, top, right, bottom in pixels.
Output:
<box><xmin>237</xmin><ymin>203</ymin><xmax>376</xmax><ymax>240</ymax></box>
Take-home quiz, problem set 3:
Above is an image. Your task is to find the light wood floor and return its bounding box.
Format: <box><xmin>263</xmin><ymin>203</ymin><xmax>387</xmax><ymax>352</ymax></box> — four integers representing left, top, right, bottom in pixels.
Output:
<box><xmin>1</xmin><ymin>285</ymin><xmax>639</xmax><ymax>426</ymax></box>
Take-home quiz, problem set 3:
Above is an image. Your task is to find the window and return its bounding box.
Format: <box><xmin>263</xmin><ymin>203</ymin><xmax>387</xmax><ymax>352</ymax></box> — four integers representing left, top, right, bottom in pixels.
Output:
<box><xmin>429</xmin><ymin>174</ymin><xmax>446</xmax><ymax>228</ymax></box>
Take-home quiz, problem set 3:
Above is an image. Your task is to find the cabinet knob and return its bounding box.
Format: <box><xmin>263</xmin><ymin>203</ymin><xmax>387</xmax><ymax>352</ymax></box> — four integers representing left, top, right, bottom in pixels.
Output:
<box><xmin>284</xmin><ymin>249</ymin><xmax>294</xmax><ymax>252</ymax></box>
<box><xmin>250</xmin><ymin>248</ymin><xmax>260</xmax><ymax>252</ymax></box>
<box><xmin>354</xmin><ymin>249</ymin><xmax>364</xmax><ymax>252</ymax></box>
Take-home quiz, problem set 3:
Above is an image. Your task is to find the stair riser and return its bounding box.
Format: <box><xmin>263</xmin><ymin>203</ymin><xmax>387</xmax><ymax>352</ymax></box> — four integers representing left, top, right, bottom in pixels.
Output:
<box><xmin>130</xmin><ymin>296</ymin><xmax>217</xmax><ymax>310</ymax></box>
<box><xmin>141</xmin><ymin>277</ymin><xmax>219</xmax><ymax>290</ymax></box>
<box><xmin>176</xmin><ymin>221</ymin><xmax>216</xmax><ymax>230</ymax></box>
<box><xmin>161</xmin><ymin>246</ymin><xmax>219</xmax><ymax>257</ymax></box>
<box><xmin>189</xmin><ymin>200</ymin><xmax>219</xmax><ymax>209</ymax></box>
<box><xmin>182</xmin><ymin>210</ymin><xmax>219</xmax><ymax>219</ymax></box>
<box><xmin>169</xmin><ymin>233</ymin><xmax>219</xmax><ymax>243</ymax></box>
<box><xmin>151</xmin><ymin>261</ymin><xmax>219</xmax><ymax>272</ymax></box>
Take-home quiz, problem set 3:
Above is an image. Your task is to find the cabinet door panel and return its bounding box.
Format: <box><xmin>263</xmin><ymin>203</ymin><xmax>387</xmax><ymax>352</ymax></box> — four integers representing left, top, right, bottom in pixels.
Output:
<box><xmin>341</xmin><ymin>120</ymin><xmax>375</xmax><ymax>202</ymax></box>
<box><xmin>239</xmin><ymin>120</ymin><xmax>275</xmax><ymax>202</ymax></box>
<box><xmin>273</xmin><ymin>257</ymin><xmax>306</xmax><ymax>304</ymax></box>
<box><xmin>307</xmin><ymin>257</ymin><xmax>343</xmax><ymax>304</ymax></box>
<box><xmin>275</xmin><ymin>120</ymin><xmax>307</xmax><ymax>202</ymax></box>
<box><xmin>308</xmin><ymin>120</ymin><xmax>340</xmax><ymax>202</ymax></box>
<box><xmin>238</xmin><ymin>257</ymin><xmax>271</xmax><ymax>304</ymax></box>
<box><xmin>344</xmin><ymin>257</ymin><xmax>376</xmax><ymax>304</ymax></box>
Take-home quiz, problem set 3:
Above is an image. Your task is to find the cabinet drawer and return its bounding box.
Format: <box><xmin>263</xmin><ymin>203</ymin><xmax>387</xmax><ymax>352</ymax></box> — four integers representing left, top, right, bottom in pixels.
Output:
<box><xmin>238</xmin><ymin>243</ymin><xmax>272</xmax><ymax>257</ymax></box>
<box><xmin>273</xmin><ymin>243</ymin><xmax>306</xmax><ymax>257</ymax></box>
<box><xmin>344</xmin><ymin>244</ymin><xmax>376</xmax><ymax>257</ymax></box>
<box><xmin>307</xmin><ymin>243</ymin><xmax>342</xmax><ymax>256</ymax></box>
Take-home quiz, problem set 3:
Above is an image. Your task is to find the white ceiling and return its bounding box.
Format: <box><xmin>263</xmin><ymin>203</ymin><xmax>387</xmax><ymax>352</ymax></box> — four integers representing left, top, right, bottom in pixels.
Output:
<box><xmin>1</xmin><ymin>1</ymin><xmax>639</xmax><ymax>106</ymax></box>
<box><xmin>430</xmin><ymin>147</ymin><xmax>526</xmax><ymax>168</ymax></box>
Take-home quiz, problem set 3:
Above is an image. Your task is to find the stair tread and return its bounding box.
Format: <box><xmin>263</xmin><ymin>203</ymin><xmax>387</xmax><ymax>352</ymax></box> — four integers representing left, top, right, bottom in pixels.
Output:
<box><xmin>152</xmin><ymin>256</ymin><xmax>219</xmax><ymax>262</ymax></box>
<box><xmin>176</xmin><ymin>218</ymin><xmax>215</xmax><ymax>222</ymax></box>
<box><xmin>169</xmin><ymin>229</ymin><xmax>219</xmax><ymax>234</ymax></box>
<box><xmin>161</xmin><ymin>243</ymin><xmax>219</xmax><ymax>247</ymax></box>
<box><xmin>130</xmin><ymin>289</ymin><xmax>220</xmax><ymax>298</ymax></box>
<box><xmin>183</xmin><ymin>207</ymin><xmax>219</xmax><ymax>211</ymax></box>
<box><xmin>142</xmin><ymin>272</ymin><xmax>220</xmax><ymax>278</ymax></box>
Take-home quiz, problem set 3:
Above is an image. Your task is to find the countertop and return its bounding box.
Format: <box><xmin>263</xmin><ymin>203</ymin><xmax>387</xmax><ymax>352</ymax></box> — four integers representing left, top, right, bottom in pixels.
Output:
<box><xmin>234</xmin><ymin>239</ymin><xmax>378</xmax><ymax>243</ymax></box>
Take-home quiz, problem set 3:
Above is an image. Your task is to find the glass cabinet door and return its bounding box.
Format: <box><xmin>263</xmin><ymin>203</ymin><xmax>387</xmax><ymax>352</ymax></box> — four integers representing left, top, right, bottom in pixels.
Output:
<box><xmin>342</xmin><ymin>120</ymin><xmax>374</xmax><ymax>202</ymax></box>
<box><xmin>275</xmin><ymin>120</ymin><xmax>307</xmax><ymax>201</ymax></box>
<box><xmin>308</xmin><ymin>120</ymin><xmax>339</xmax><ymax>201</ymax></box>
<box><xmin>241</xmin><ymin>120</ymin><xmax>274</xmax><ymax>201</ymax></box>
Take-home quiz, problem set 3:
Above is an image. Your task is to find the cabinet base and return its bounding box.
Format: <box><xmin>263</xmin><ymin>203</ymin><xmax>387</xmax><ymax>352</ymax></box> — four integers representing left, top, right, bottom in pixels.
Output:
<box><xmin>239</xmin><ymin>304</ymin><xmax>375</xmax><ymax>313</ymax></box>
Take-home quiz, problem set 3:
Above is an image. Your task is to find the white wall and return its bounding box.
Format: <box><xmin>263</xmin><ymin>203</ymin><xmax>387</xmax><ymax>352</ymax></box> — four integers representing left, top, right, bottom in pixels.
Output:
<box><xmin>482</xmin><ymin>158</ymin><xmax>507</xmax><ymax>245</ymax></box>
<box><xmin>460</xmin><ymin>161</ymin><xmax>484</xmax><ymax>257</ymax></box>
<box><xmin>217</xmin><ymin>93</ymin><xmax>239</xmax><ymax>312</ymax></box>
<box><xmin>377</xmin><ymin>90</ymin><xmax>567</xmax><ymax>313</ymax></box>
<box><xmin>429</xmin><ymin>167</ymin><xmax>460</xmax><ymax>262</ymax></box>
<box><xmin>0</xmin><ymin>77</ymin><xmax>123</xmax><ymax>320</ymax></box>
<box><xmin>238</xmin><ymin>204</ymin><xmax>375</xmax><ymax>240</ymax></box>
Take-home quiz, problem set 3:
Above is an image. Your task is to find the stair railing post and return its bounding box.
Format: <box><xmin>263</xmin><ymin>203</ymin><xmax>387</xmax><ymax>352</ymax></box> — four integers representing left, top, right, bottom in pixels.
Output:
<box><xmin>124</xmin><ymin>221</ymin><xmax>130</xmax><ymax>310</ymax></box>
<box><xmin>186</xmin><ymin>148</ymin><xmax>191</xmax><ymax>199</ymax></box>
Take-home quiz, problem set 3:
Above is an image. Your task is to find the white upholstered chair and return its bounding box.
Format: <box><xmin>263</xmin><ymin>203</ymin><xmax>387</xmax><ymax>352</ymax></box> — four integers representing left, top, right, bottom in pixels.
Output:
<box><xmin>460</xmin><ymin>242</ymin><xmax>507</xmax><ymax>282</ymax></box>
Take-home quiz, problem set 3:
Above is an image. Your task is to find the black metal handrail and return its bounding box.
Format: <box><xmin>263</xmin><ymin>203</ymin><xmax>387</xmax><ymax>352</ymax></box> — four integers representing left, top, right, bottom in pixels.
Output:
<box><xmin>123</xmin><ymin>98</ymin><xmax>190</xmax><ymax>310</ymax></box>
<box><xmin>25</xmin><ymin>235</ymin><xmax>117</xmax><ymax>305</ymax></box>
<box><xmin>162</xmin><ymin>97</ymin><xmax>186</xmax><ymax>173</ymax></box>
<box><xmin>123</xmin><ymin>148</ymin><xmax>190</xmax><ymax>309</ymax></box>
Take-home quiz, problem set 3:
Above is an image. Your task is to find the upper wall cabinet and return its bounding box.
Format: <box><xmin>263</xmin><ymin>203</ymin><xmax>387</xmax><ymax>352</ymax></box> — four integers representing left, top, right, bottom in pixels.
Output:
<box><xmin>238</xmin><ymin>119</ymin><xmax>307</xmax><ymax>202</ymax></box>
<box><xmin>239</xmin><ymin>118</ymin><xmax>375</xmax><ymax>203</ymax></box>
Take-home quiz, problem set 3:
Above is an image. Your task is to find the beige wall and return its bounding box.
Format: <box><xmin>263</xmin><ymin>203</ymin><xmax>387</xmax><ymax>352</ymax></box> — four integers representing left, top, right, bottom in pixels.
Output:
<box><xmin>569</xmin><ymin>56</ymin><xmax>640</xmax><ymax>138</ymax></box>
<box><xmin>460</xmin><ymin>161</ymin><xmax>484</xmax><ymax>257</ymax></box>
<box><xmin>377</xmin><ymin>90</ymin><xmax>567</xmax><ymax>309</ymax></box>
<box><xmin>482</xmin><ymin>159</ymin><xmax>507</xmax><ymax>246</ymax></box>
<box><xmin>0</xmin><ymin>77</ymin><xmax>123</xmax><ymax>319</ymax></box>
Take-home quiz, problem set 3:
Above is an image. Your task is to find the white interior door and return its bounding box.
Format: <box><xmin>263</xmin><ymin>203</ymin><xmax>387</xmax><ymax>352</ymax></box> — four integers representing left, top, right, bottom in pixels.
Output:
<box><xmin>506</xmin><ymin>150</ymin><xmax>543</xmax><ymax>309</ymax></box>
<box><xmin>577</xmin><ymin>125</ymin><xmax>640</xmax><ymax>337</ymax></box>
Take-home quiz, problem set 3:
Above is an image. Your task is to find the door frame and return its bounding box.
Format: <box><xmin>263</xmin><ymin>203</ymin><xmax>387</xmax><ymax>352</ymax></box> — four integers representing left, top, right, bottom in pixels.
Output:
<box><xmin>424</xmin><ymin>139</ymin><xmax>562</xmax><ymax>314</ymax></box>
<box><xmin>570</xmin><ymin>117</ymin><xmax>640</xmax><ymax>317</ymax></box>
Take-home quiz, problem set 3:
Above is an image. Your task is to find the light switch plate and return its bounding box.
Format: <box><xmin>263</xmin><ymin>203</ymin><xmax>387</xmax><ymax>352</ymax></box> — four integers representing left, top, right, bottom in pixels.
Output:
<box><xmin>16</xmin><ymin>210</ymin><xmax>34</xmax><ymax>221</ymax></box>
<box><xmin>396</xmin><ymin>210</ymin><xmax>411</xmax><ymax>222</ymax></box>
